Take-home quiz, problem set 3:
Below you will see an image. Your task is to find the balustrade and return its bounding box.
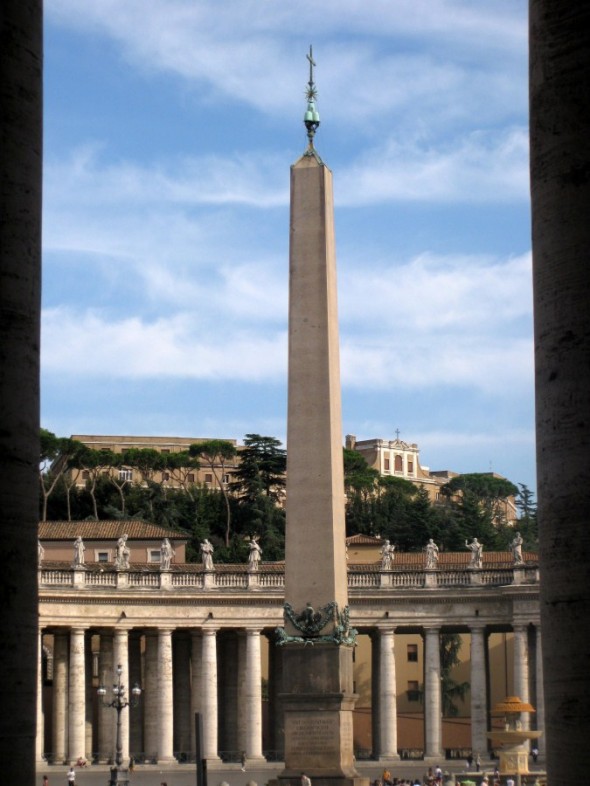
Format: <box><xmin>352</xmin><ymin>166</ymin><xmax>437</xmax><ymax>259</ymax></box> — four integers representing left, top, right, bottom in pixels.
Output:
<box><xmin>38</xmin><ymin>562</ymin><xmax>538</xmax><ymax>592</ymax></box>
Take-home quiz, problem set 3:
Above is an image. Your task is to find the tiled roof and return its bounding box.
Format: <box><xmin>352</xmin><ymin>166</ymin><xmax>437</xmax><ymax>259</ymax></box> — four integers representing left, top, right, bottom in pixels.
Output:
<box><xmin>39</xmin><ymin>520</ymin><xmax>188</xmax><ymax>541</ymax></box>
<box><xmin>348</xmin><ymin>551</ymin><xmax>538</xmax><ymax>569</ymax></box>
<box><xmin>346</xmin><ymin>534</ymin><xmax>383</xmax><ymax>545</ymax></box>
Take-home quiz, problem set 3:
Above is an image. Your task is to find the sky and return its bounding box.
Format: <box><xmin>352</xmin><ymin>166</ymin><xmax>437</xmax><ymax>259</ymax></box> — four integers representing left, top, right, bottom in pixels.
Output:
<box><xmin>41</xmin><ymin>0</ymin><xmax>535</xmax><ymax>494</ymax></box>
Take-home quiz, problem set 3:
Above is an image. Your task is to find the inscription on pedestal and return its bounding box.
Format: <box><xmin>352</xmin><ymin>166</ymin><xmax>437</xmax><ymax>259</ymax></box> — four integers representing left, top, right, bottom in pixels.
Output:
<box><xmin>289</xmin><ymin>715</ymin><xmax>338</xmax><ymax>755</ymax></box>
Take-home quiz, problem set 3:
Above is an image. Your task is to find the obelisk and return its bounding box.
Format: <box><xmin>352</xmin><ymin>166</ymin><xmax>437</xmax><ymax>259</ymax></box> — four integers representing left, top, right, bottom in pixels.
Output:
<box><xmin>277</xmin><ymin>48</ymin><xmax>367</xmax><ymax>786</ymax></box>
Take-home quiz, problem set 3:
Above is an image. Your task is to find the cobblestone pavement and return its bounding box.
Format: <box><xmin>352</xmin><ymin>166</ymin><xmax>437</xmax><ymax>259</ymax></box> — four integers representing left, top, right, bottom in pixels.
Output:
<box><xmin>36</xmin><ymin>760</ymin><xmax>547</xmax><ymax>786</ymax></box>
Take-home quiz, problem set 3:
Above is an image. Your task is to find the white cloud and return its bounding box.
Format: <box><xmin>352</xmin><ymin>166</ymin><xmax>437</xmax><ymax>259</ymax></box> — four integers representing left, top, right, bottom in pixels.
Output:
<box><xmin>337</xmin><ymin>128</ymin><xmax>529</xmax><ymax>205</ymax></box>
<box><xmin>46</xmin><ymin>0</ymin><xmax>526</xmax><ymax>130</ymax></box>
<box><xmin>42</xmin><ymin>308</ymin><xmax>288</xmax><ymax>381</ymax></box>
<box><xmin>338</xmin><ymin>251</ymin><xmax>533</xmax><ymax>394</ymax></box>
<box><xmin>340</xmin><ymin>251</ymin><xmax>532</xmax><ymax>331</ymax></box>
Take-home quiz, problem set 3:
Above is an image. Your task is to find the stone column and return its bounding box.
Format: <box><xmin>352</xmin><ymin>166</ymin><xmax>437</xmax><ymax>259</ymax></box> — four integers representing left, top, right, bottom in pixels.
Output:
<box><xmin>143</xmin><ymin>632</ymin><xmax>159</xmax><ymax>762</ymax></box>
<box><xmin>85</xmin><ymin>632</ymin><xmax>94</xmax><ymax>761</ymax></box>
<box><xmin>129</xmin><ymin>632</ymin><xmax>143</xmax><ymax>760</ymax></box>
<box><xmin>245</xmin><ymin>628</ymin><xmax>265</xmax><ymax>761</ymax></box>
<box><xmin>201</xmin><ymin>628</ymin><xmax>220</xmax><ymax>761</ymax></box>
<box><xmin>98</xmin><ymin>632</ymin><xmax>114</xmax><ymax>763</ymax></box>
<box><xmin>378</xmin><ymin>627</ymin><xmax>399</xmax><ymax>760</ymax></box>
<box><xmin>423</xmin><ymin>627</ymin><xmax>443</xmax><ymax>760</ymax></box>
<box><xmin>371</xmin><ymin>631</ymin><xmax>381</xmax><ymax>758</ymax></box>
<box><xmin>36</xmin><ymin>629</ymin><xmax>45</xmax><ymax>763</ymax></box>
<box><xmin>535</xmin><ymin>628</ymin><xmax>545</xmax><ymax>753</ymax></box>
<box><xmin>190</xmin><ymin>631</ymin><xmax>202</xmax><ymax>756</ymax></box>
<box><xmin>68</xmin><ymin>627</ymin><xmax>87</xmax><ymax>762</ymax></box>
<box><xmin>513</xmin><ymin>625</ymin><xmax>530</xmax><ymax>730</ymax></box>
<box><xmin>53</xmin><ymin>632</ymin><xmax>68</xmax><ymax>764</ymax></box>
<box><xmin>268</xmin><ymin>634</ymin><xmax>285</xmax><ymax>759</ymax></box>
<box><xmin>158</xmin><ymin>627</ymin><xmax>175</xmax><ymax>763</ymax></box>
<box><xmin>470</xmin><ymin>626</ymin><xmax>488</xmax><ymax>758</ymax></box>
<box><xmin>218</xmin><ymin>632</ymin><xmax>238</xmax><ymax>755</ymax></box>
<box><xmin>173</xmin><ymin>632</ymin><xmax>192</xmax><ymax>758</ymax></box>
<box><xmin>113</xmin><ymin>628</ymin><xmax>130</xmax><ymax>764</ymax></box>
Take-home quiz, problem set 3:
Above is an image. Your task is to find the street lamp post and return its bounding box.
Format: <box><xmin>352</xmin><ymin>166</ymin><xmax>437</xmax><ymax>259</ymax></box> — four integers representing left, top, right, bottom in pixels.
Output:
<box><xmin>98</xmin><ymin>663</ymin><xmax>141</xmax><ymax>786</ymax></box>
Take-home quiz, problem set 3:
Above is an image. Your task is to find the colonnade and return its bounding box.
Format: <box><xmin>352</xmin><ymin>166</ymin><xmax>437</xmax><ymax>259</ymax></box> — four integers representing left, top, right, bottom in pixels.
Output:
<box><xmin>39</xmin><ymin>626</ymin><xmax>264</xmax><ymax>765</ymax></box>
<box><xmin>37</xmin><ymin>622</ymin><xmax>544</xmax><ymax>765</ymax></box>
<box><xmin>369</xmin><ymin>623</ymin><xmax>544</xmax><ymax>762</ymax></box>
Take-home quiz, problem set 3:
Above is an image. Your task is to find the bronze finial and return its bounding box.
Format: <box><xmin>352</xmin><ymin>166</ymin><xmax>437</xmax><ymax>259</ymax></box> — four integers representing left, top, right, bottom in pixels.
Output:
<box><xmin>303</xmin><ymin>45</ymin><xmax>320</xmax><ymax>149</ymax></box>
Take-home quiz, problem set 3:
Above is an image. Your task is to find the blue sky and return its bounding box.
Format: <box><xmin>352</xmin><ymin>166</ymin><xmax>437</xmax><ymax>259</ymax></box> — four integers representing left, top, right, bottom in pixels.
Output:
<box><xmin>41</xmin><ymin>0</ymin><xmax>535</xmax><ymax>493</ymax></box>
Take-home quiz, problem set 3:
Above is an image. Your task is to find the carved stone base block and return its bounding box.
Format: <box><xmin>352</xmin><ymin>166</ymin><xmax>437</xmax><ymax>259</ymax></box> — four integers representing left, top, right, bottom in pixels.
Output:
<box><xmin>498</xmin><ymin>746</ymin><xmax>530</xmax><ymax>775</ymax></box>
<box><xmin>275</xmin><ymin>644</ymin><xmax>369</xmax><ymax>786</ymax></box>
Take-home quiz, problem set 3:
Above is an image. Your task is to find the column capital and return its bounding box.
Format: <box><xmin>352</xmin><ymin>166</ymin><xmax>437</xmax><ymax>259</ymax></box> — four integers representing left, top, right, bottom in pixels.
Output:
<box><xmin>375</xmin><ymin>624</ymin><xmax>397</xmax><ymax>635</ymax></box>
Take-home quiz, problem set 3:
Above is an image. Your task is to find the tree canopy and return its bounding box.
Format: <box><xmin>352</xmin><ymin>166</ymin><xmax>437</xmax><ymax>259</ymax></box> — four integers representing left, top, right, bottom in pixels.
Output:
<box><xmin>40</xmin><ymin>430</ymin><xmax>536</xmax><ymax>562</ymax></box>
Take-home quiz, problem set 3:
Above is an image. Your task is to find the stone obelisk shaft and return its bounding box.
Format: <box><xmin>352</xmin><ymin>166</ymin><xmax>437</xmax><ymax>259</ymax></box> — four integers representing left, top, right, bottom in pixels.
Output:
<box><xmin>285</xmin><ymin>153</ymin><xmax>348</xmax><ymax>614</ymax></box>
<box><xmin>279</xmin><ymin>152</ymin><xmax>365</xmax><ymax>786</ymax></box>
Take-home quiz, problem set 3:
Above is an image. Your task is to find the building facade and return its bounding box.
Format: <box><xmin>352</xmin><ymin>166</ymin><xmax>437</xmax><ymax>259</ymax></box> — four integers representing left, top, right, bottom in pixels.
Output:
<box><xmin>346</xmin><ymin>435</ymin><xmax>518</xmax><ymax>522</ymax></box>
<box><xmin>67</xmin><ymin>434</ymin><xmax>240</xmax><ymax>492</ymax></box>
<box><xmin>37</xmin><ymin>526</ymin><xmax>541</xmax><ymax>765</ymax></box>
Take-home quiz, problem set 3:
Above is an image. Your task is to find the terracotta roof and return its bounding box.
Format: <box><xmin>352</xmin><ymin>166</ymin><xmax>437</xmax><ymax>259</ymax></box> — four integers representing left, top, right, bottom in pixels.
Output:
<box><xmin>346</xmin><ymin>534</ymin><xmax>383</xmax><ymax>545</ymax></box>
<box><xmin>39</xmin><ymin>520</ymin><xmax>188</xmax><ymax>541</ymax></box>
<box><xmin>348</xmin><ymin>551</ymin><xmax>537</xmax><ymax>570</ymax></box>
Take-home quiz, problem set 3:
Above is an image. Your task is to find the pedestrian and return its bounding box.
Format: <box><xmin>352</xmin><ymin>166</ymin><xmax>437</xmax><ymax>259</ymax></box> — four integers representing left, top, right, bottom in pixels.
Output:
<box><xmin>43</xmin><ymin>776</ymin><xmax>49</xmax><ymax>786</ymax></box>
<box><xmin>67</xmin><ymin>767</ymin><xmax>75</xmax><ymax>786</ymax></box>
<box><xmin>241</xmin><ymin>750</ymin><xmax>247</xmax><ymax>771</ymax></box>
<box><xmin>475</xmin><ymin>754</ymin><xmax>481</xmax><ymax>772</ymax></box>
<box><xmin>531</xmin><ymin>746</ymin><xmax>539</xmax><ymax>763</ymax></box>
<box><xmin>382</xmin><ymin>769</ymin><xmax>392</xmax><ymax>786</ymax></box>
<box><xmin>129</xmin><ymin>756</ymin><xmax>135</xmax><ymax>773</ymax></box>
<box><xmin>301</xmin><ymin>773</ymin><xmax>312</xmax><ymax>786</ymax></box>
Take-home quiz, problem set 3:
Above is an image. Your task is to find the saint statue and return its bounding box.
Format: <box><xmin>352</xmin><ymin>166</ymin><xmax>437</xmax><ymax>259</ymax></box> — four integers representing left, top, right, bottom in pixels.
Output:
<box><xmin>466</xmin><ymin>537</ymin><xmax>483</xmax><ymax>568</ymax></box>
<box><xmin>247</xmin><ymin>536</ymin><xmax>262</xmax><ymax>572</ymax></box>
<box><xmin>200</xmin><ymin>539</ymin><xmax>215</xmax><ymax>571</ymax></box>
<box><xmin>160</xmin><ymin>537</ymin><xmax>175</xmax><ymax>570</ymax></box>
<box><xmin>425</xmin><ymin>538</ymin><xmax>439</xmax><ymax>569</ymax></box>
<box><xmin>380</xmin><ymin>539</ymin><xmax>395</xmax><ymax>570</ymax></box>
<box><xmin>73</xmin><ymin>535</ymin><xmax>85</xmax><ymax>567</ymax></box>
<box><xmin>116</xmin><ymin>534</ymin><xmax>130</xmax><ymax>569</ymax></box>
<box><xmin>511</xmin><ymin>531</ymin><xmax>524</xmax><ymax>565</ymax></box>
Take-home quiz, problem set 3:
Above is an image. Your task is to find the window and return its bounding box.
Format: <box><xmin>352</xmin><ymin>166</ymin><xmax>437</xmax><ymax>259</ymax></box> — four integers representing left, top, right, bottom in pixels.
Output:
<box><xmin>205</xmin><ymin>473</ymin><xmax>213</xmax><ymax>483</ymax></box>
<box><xmin>187</xmin><ymin>473</ymin><xmax>195</xmax><ymax>483</ymax></box>
<box><xmin>162</xmin><ymin>471</ymin><xmax>170</xmax><ymax>481</ymax></box>
<box><xmin>408</xmin><ymin>460</ymin><xmax>414</xmax><ymax>473</ymax></box>
<box><xmin>97</xmin><ymin>551</ymin><xmax>109</xmax><ymax>563</ymax></box>
<box><xmin>223</xmin><ymin>474</ymin><xmax>231</xmax><ymax>484</ymax></box>
<box><xmin>407</xmin><ymin>680</ymin><xmax>420</xmax><ymax>701</ymax></box>
<box><xmin>118</xmin><ymin>469</ymin><xmax>133</xmax><ymax>482</ymax></box>
<box><xmin>394</xmin><ymin>455</ymin><xmax>403</xmax><ymax>472</ymax></box>
<box><xmin>82</xmin><ymin>470</ymin><xmax>89</xmax><ymax>480</ymax></box>
<box><xmin>148</xmin><ymin>550</ymin><xmax>161</xmax><ymax>563</ymax></box>
<box><xmin>384</xmin><ymin>458</ymin><xmax>390</xmax><ymax>471</ymax></box>
<box><xmin>161</xmin><ymin>449</ymin><xmax>170</xmax><ymax>454</ymax></box>
<box><xmin>407</xmin><ymin>644</ymin><xmax>418</xmax><ymax>662</ymax></box>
